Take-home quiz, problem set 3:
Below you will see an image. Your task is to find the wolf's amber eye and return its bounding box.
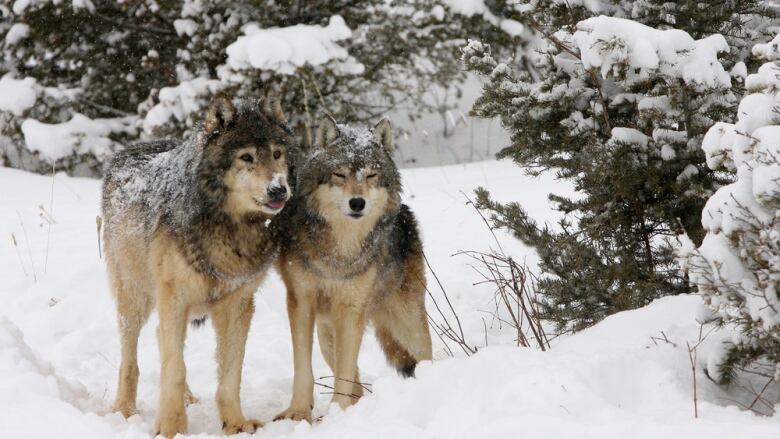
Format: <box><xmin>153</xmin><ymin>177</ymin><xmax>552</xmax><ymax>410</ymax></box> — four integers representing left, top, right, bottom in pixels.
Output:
<box><xmin>273</xmin><ymin>150</ymin><xmax>282</xmax><ymax>160</ymax></box>
<box><xmin>240</xmin><ymin>154</ymin><xmax>254</xmax><ymax>163</ymax></box>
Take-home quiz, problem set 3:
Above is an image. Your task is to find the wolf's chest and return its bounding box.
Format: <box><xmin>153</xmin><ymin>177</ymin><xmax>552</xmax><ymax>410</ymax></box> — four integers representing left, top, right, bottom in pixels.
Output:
<box><xmin>192</xmin><ymin>227</ymin><xmax>276</xmax><ymax>298</ymax></box>
<box><xmin>312</xmin><ymin>265</ymin><xmax>380</xmax><ymax>310</ymax></box>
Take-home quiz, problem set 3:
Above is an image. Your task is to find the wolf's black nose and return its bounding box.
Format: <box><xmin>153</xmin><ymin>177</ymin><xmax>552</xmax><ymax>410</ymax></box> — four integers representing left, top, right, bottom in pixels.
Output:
<box><xmin>268</xmin><ymin>185</ymin><xmax>287</xmax><ymax>200</ymax></box>
<box><xmin>349</xmin><ymin>198</ymin><xmax>365</xmax><ymax>212</ymax></box>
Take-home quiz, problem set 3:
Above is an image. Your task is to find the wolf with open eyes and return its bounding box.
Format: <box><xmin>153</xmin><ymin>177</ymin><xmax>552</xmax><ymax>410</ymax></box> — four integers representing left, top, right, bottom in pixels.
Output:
<box><xmin>272</xmin><ymin>116</ymin><xmax>432</xmax><ymax>422</ymax></box>
<box><xmin>102</xmin><ymin>93</ymin><xmax>294</xmax><ymax>437</ymax></box>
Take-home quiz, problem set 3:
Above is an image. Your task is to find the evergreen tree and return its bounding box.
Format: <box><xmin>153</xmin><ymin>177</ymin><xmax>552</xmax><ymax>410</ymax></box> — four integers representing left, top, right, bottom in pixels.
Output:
<box><xmin>465</xmin><ymin>1</ymin><xmax>774</xmax><ymax>332</ymax></box>
<box><xmin>680</xmin><ymin>32</ymin><xmax>780</xmax><ymax>384</ymax></box>
<box><xmin>0</xmin><ymin>0</ymin><xmax>523</xmax><ymax>175</ymax></box>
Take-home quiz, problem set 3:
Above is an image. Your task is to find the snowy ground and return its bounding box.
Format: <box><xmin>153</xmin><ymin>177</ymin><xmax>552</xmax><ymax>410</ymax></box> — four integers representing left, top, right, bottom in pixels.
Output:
<box><xmin>1</xmin><ymin>162</ymin><xmax>778</xmax><ymax>438</ymax></box>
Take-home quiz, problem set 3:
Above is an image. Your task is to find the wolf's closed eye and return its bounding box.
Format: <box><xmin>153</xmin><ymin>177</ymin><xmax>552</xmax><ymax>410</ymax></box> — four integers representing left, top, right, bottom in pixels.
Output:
<box><xmin>333</xmin><ymin>172</ymin><xmax>346</xmax><ymax>179</ymax></box>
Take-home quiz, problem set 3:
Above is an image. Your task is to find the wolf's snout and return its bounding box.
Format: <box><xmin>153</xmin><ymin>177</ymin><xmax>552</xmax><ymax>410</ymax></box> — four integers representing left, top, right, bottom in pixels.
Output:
<box><xmin>349</xmin><ymin>198</ymin><xmax>366</xmax><ymax>212</ymax></box>
<box><xmin>268</xmin><ymin>185</ymin><xmax>288</xmax><ymax>201</ymax></box>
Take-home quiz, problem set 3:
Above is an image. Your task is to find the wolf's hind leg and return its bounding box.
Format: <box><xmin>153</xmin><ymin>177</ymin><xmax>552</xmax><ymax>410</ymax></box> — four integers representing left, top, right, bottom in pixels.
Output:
<box><xmin>112</xmin><ymin>281</ymin><xmax>152</xmax><ymax>418</ymax></box>
<box><xmin>372</xmin><ymin>284</ymin><xmax>432</xmax><ymax>378</ymax></box>
<box><xmin>317</xmin><ymin>319</ymin><xmax>364</xmax><ymax>399</ymax></box>
<box><xmin>211</xmin><ymin>287</ymin><xmax>262</xmax><ymax>434</ymax></box>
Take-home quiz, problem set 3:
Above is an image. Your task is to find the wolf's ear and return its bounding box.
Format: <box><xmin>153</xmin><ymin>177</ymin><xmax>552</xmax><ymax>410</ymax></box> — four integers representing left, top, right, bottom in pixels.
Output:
<box><xmin>315</xmin><ymin>115</ymin><xmax>339</xmax><ymax>149</ymax></box>
<box><xmin>261</xmin><ymin>88</ymin><xmax>287</xmax><ymax>124</ymax></box>
<box><xmin>373</xmin><ymin>118</ymin><xmax>394</xmax><ymax>154</ymax></box>
<box><xmin>205</xmin><ymin>93</ymin><xmax>236</xmax><ymax>133</ymax></box>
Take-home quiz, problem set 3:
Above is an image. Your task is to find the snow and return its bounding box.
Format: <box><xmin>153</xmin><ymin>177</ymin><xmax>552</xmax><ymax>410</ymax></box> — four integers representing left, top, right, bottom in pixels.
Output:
<box><xmin>222</xmin><ymin>15</ymin><xmax>364</xmax><ymax>77</ymax></box>
<box><xmin>21</xmin><ymin>114</ymin><xmax>137</xmax><ymax>162</ymax></box>
<box><xmin>686</xmin><ymin>33</ymin><xmax>780</xmax><ymax>341</ymax></box>
<box><xmin>4</xmin><ymin>22</ymin><xmax>29</xmax><ymax>46</ymax></box>
<box><xmin>441</xmin><ymin>0</ymin><xmax>488</xmax><ymax>16</ymax></box>
<box><xmin>442</xmin><ymin>0</ymin><xmax>525</xmax><ymax>36</ymax></box>
<box><xmin>0</xmin><ymin>75</ymin><xmax>37</xmax><ymax>116</ymax></box>
<box><xmin>1</xmin><ymin>161</ymin><xmax>778</xmax><ymax>438</ymax></box>
<box><xmin>731</xmin><ymin>61</ymin><xmax>748</xmax><ymax>80</ymax></box>
<box><xmin>745</xmin><ymin>61</ymin><xmax>780</xmax><ymax>91</ymax></box>
<box><xmin>609</xmin><ymin>127</ymin><xmax>649</xmax><ymax>147</ymax></box>
<box><xmin>173</xmin><ymin>19</ymin><xmax>198</xmax><ymax>37</ymax></box>
<box><xmin>573</xmin><ymin>16</ymin><xmax>730</xmax><ymax>89</ymax></box>
<box><xmin>752</xmin><ymin>32</ymin><xmax>780</xmax><ymax>60</ymax></box>
<box><xmin>142</xmin><ymin>78</ymin><xmax>223</xmax><ymax>134</ymax></box>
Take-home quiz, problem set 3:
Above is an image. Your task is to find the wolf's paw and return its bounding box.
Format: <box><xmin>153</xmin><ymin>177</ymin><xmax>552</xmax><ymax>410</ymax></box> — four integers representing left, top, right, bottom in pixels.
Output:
<box><xmin>154</xmin><ymin>409</ymin><xmax>187</xmax><ymax>438</ymax></box>
<box><xmin>111</xmin><ymin>401</ymin><xmax>137</xmax><ymax>419</ymax></box>
<box><xmin>274</xmin><ymin>407</ymin><xmax>312</xmax><ymax>423</ymax></box>
<box><xmin>222</xmin><ymin>418</ymin><xmax>263</xmax><ymax>434</ymax></box>
<box><xmin>184</xmin><ymin>387</ymin><xmax>199</xmax><ymax>406</ymax></box>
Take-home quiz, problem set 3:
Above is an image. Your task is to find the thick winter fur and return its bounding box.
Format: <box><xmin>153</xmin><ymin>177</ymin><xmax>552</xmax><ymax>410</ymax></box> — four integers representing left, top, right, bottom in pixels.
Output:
<box><xmin>273</xmin><ymin>117</ymin><xmax>432</xmax><ymax>422</ymax></box>
<box><xmin>101</xmin><ymin>93</ymin><xmax>294</xmax><ymax>437</ymax></box>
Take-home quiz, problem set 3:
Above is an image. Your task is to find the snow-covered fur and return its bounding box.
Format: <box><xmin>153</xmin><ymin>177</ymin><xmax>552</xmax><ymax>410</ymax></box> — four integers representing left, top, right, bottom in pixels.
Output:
<box><xmin>101</xmin><ymin>93</ymin><xmax>293</xmax><ymax>437</ymax></box>
<box><xmin>272</xmin><ymin>117</ymin><xmax>432</xmax><ymax>422</ymax></box>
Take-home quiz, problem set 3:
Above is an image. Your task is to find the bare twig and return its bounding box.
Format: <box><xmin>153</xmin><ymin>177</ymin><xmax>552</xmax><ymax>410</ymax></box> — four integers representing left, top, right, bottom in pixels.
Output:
<box><xmin>316</xmin><ymin>375</ymin><xmax>373</xmax><ymax>393</ymax></box>
<box><xmin>458</xmin><ymin>250</ymin><xmax>549</xmax><ymax>351</ymax></box>
<box><xmin>304</xmin><ymin>71</ymin><xmax>335</xmax><ymax>119</ymax></box>
<box><xmin>422</xmin><ymin>251</ymin><xmax>477</xmax><ymax>356</ymax></box>
<box><xmin>748</xmin><ymin>378</ymin><xmax>775</xmax><ymax>412</ymax></box>
<box><xmin>686</xmin><ymin>340</ymin><xmax>699</xmax><ymax>418</ymax></box>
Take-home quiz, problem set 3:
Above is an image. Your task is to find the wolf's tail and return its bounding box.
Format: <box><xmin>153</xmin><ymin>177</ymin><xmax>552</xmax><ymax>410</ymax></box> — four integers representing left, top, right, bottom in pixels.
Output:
<box><xmin>375</xmin><ymin>326</ymin><xmax>421</xmax><ymax>378</ymax></box>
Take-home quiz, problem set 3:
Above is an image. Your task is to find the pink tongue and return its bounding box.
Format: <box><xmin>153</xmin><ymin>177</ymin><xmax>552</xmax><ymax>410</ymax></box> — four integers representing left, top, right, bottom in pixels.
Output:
<box><xmin>267</xmin><ymin>200</ymin><xmax>286</xmax><ymax>209</ymax></box>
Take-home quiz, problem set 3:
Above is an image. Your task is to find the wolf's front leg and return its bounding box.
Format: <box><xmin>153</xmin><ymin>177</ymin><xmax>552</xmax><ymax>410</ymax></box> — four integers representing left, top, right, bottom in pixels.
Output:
<box><xmin>331</xmin><ymin>302</ymin><xmax>367</xmax><ymax>410</ymax></box>
<box><xmin>155</xmin><ymin>289</ymin><xmax>189</xmax><ymax>438</ymax></box>
<box><xmin>275</xmin><ymin>284</ymin><xmax>316</xmax><ymax>423</ymax></box>
<box><xmin>211</xmin><ymin>287</ymin><xmax>262</xmax><ymax>434</ymax></box>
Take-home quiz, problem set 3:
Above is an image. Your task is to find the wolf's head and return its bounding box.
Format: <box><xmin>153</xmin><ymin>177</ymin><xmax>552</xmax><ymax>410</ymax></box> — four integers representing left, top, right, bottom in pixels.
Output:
<box><xmin>297</xmin><ymin>116</ymin><xmax>401</xmax><ymax>227</ymax></box>
<box><xmin>197</xmin><ymin>93</ymin><xmax>294</xmax><ymax>218</ymax></box>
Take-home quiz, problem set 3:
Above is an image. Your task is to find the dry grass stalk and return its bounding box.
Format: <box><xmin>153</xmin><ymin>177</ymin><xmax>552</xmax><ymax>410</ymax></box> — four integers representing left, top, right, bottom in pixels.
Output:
<box><xmin>16</xmin><ymin>211</ymin><xmax>37</xmax><ymax>282</ymax></box>
<box><xmin>96</xmin><ymin>216</ymin><xmax>103</xmax><ymax>259</ymax></box>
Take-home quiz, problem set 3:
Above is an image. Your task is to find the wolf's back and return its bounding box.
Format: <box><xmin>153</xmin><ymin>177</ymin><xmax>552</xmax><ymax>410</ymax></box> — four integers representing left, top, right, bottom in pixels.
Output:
<box><xmin>101</xmin><ymin>139</ymin><xmax>184</xmax><ymax>234</ymax></box>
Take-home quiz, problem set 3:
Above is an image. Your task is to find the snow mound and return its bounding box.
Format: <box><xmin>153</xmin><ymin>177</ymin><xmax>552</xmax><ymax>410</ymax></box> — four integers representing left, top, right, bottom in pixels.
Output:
<box><xmin>1</xmin><ymin>165</ymin><xmax>778</xmax><ymax>437</ymax></box>
<box><xmin>222</xmin><ymin>15</ymin><xmax>364</xmax><ymax>76</ymax></box>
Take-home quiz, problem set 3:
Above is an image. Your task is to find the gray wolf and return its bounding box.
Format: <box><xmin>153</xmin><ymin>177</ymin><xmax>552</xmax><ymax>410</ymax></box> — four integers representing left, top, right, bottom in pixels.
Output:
<box><xmin>272</xmin><ymin>116</ymin><xmax>432</xmax><ymax>422</ymax></box>
<box><xmin>101</xmin><ymin>93</ymin><xmax>293</xmax><ymax>437</ymax></box>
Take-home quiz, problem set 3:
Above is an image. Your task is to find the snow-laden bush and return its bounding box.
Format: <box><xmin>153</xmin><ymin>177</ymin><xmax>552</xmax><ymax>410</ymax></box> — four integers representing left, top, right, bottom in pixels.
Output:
<box><xmin>0</xmin><ymin>75</ymin><xmax>137</xmax><ymax>176</ymax></box>
<box><xmin>680</xmin><ymin>32</ymin><xmax>780</xmax><ymax>384</ymax></box>
<box><xmin>0</xmin><ymin>0</ymin><xmax>525</xmax><ymax>176</ymax></box>
<box><xmin>465</xmin><ymin>0</ymin><xmax>775</xmax><ymax>332</ymax></box>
